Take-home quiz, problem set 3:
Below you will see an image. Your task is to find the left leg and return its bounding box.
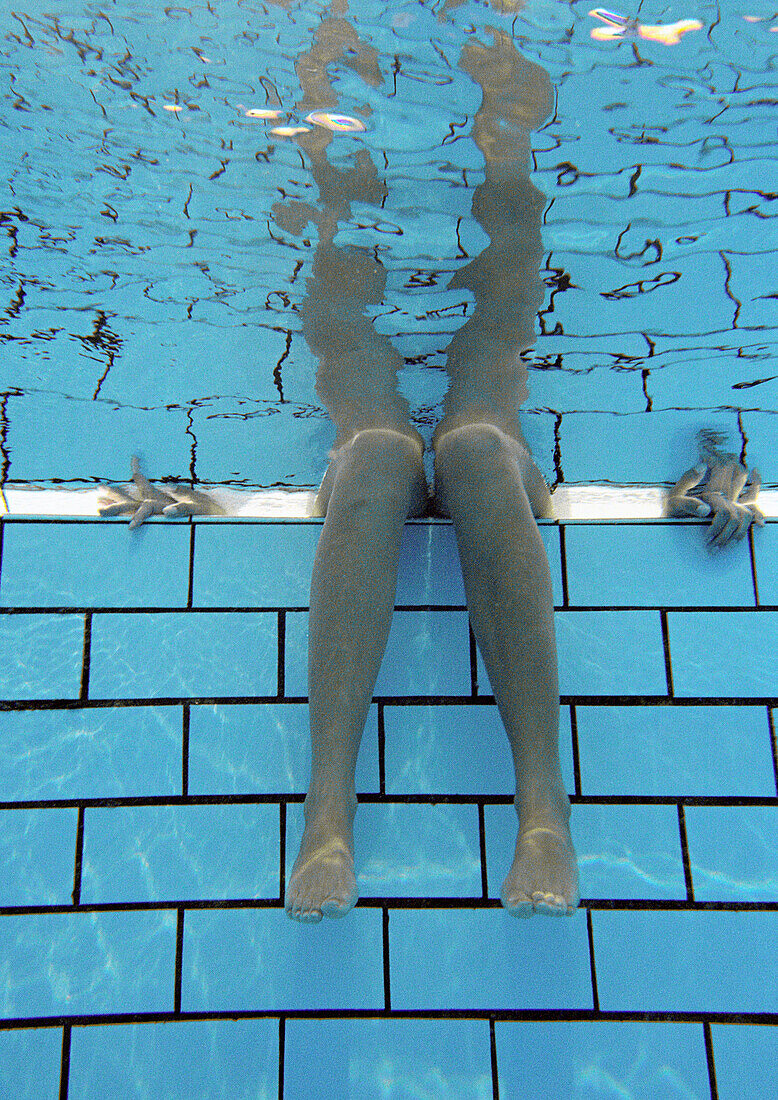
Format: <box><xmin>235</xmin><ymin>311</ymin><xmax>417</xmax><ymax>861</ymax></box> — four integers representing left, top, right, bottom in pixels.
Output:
<box><xmin>434</xmin><ymin>422</ymin><xmax>578</xmax><ymax>916</ymax></box>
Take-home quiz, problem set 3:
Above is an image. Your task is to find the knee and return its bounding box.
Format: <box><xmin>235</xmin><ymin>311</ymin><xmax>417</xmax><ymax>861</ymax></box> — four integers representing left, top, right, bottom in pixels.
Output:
<box><xmin>332</xmin><ymin>429</ymin><xmax>425</xmax><ymax>514</ymax></box>
<box><xmin>433</xmin><ymin>423</ymin><xmax>512</xmax><ymax>485</ymax></box>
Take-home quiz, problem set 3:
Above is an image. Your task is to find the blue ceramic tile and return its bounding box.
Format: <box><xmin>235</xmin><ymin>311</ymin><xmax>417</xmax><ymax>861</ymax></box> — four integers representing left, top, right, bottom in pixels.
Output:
<box><xmin>192</xmin><ymin>523</ymin><xmax>320</xmax><ymax>606</ymax></box>
<box><xmin>284</xmin><ymin>1018</ymin><xmax>493</xmax><ymax>1099</ymax></box>
<box><xmin>383</xmin><ymin>704</ymin><xmax>575</xmax><ymax>795</ymax></box>
<box><xmin>0</xmin><ymin>808</ymin><xmax>78</xmax><ymax>905</ymax></box>
<box><xmin>5</xmin><ymin>395</ymin><xmax>191</xmax><ymax>482</ymax></box>
<box><xmin>0</xmin><ymin>1028</ymin><xmax>62</xmax><ymax>1100</ymax></box>
<box><xmin>181</xmin><ymin>907</ymin><xmax>383</xmax><ymax>1011</ymax></box>
<box><xmin>684</xmin><ymin>805</ymin><xmax>778</xmax><ymax>902</ymax></box>
<box><xmin>667</xmin><ymin>611</ymin><xmax>778</xmax><ymax>696</ymax></box>
<box><xmin>495</xmin><ymin>1021</ymin><xmax>709</xmax><ymax>1100</ymax></box>
<box><xmin>0</xmin><ymin>706</ymin><xmax>181</xmax><ymax>801</ymax></box>
<box><xmin>576</xmin><ymin>705</ymin><xmax>775</xmax><ymax>796</ymax></box>
<box><xmin>0</xmin><ymin>613</ymin><xmax>84</xmax><ymax>700</ymax></box>
<box><xmin>188</xmin><ymin>702</ymin><xmax>380</xmax><ymax>794</ymax></box>
<box><xmin>89</xmin><ymin>611</ymin><xmax>277</xmax><ymax>698</ymax></box>
<box><xmin>483</xmin><ymin>804</ymin><xmax>685</xmax><ymax>902</ymax></box>
<box><xmin>0</xmin><ymin>522</ymin><xmax>190</xmax><ymax>607</ymax></box>
<box><xmin>389</xmin><ymin>908</ymin><xmax>592</xmax><ymax>1010</ymax></box>
<box><xmin>564</xmin><ymin>524</ymin><xmax>755</xmax><ymax>606</ymax></box>
<box><xmin>560</xmin><ymin>410</ymin><xmax>739</xmax><ymax>485</ymax></box>
<box><xmin>753</xmin><ymin>523</ymin><xmax>778</xmax><ymax>604</ymax></box>
<box><xmin>80</xmin><ymin>804</ymin><xmax>280</xmax><ymax>903</ymax></box>
<box><xmin>592</xmin><ymin>910</ymin><xmax>778</xmax><ymax>1012</ymax></box>
<box><xmin>0</xmin><ymin>911</ymin><xmax>176</xmax><ymax>1018</ymax></box>
<box><xmin>394</xmin><ymin>523</ymin><xmax>563</xmax><ymax>607</ymax></box>
<box><xmin>286</xmin><ymin>802</ymin><xmax>481</xmax><ymax>898</ymax></box>
<box><xmin>68</xmin><ymin>1019</ymin><xmax>279</xmax><ymax>1100</ymax></box>
<box><xmin>711</xmin><ymin>1023</ymin><xmax>778</xmax><ymax>1100</ymax></box>
<box><xmin>537</xmin><ymin>611</ymin><xmax>666</xmax><ymax>696</ymax></box>
<box><xmin>284</xmin><ymin>610</ymin><xmax>472</xmax><ymax>697</ymax></box>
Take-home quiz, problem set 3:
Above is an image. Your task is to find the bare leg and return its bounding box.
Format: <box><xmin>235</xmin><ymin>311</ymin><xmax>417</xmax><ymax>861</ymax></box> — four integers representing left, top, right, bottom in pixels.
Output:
<box><xmin>286</xmin><ymin>428</ymin><xmax>427</xmax><ymax>922</ymax></box>
<box><xmin>434</xmin><ymin>423</ymin><xmax>578</xmax><ymax>916</ymax></box>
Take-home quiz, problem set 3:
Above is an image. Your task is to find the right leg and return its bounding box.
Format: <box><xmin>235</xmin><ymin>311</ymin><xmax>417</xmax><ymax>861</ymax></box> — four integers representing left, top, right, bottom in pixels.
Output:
<box><xmin>286</xmin><ymin>428</ymin><xmax>427</xmax><ymax>922</ymax></box>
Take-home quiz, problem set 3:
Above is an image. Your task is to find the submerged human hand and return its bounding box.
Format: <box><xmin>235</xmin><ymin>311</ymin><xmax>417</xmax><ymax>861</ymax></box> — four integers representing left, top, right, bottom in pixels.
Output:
<box><xmin>668</xmin><ymin>431</ymin><xmax>764</xmax><ymax>546</ymax></box>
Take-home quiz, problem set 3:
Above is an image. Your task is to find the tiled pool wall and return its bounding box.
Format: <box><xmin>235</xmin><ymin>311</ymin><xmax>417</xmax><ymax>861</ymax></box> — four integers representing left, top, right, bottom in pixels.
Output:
<box><xmin>0</xmin><ymin>515</ymin><xmax>776</xmax><ymax>1098</ymax></box>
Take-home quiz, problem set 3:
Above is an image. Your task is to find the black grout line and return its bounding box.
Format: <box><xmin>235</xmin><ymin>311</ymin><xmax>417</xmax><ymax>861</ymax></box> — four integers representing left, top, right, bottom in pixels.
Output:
<box><xmin>660</xmin><ymin>610</ymin><xmax>674</xmax><ymax>697</ymax></box>
<box><xmin>187</xmin><ymin>525</ymin><xmax>195</xmax><ymax>609</ymax></box>
<box><xmin>478</xmin><ymin>803</ymin><xmax>489</xmax><ymax>899</ymax></box>
<box><xmin>79</xmin><ymin>614</ymin><xmax>91</xmax><ymax>701</ymax></box>
<box><xmin>469</xmin><ymin>620</ymin><xmax>478</xmax><ymax>696</ymax></box>
<box><xmin>2</xmin><ymin>602</ymin><xmax>777</xmax><ymax>615</ymax></box>
<box><xmin>569</xmin><ymin>704</ymin><xmax>582</xmax><ymax>798</ymax></box>
<box><xmin>704</xmin><ymin>1020</ymin><xmax>719</xmax><ymax>1100</ymax></box>
<box><xmin>586</xmin><ymin>909</ymin><xmax>600</xmax><ymax>1013</ymax></box>
<box><xmin>58</xmin><ymin>1023</ymin><xmax>71</xmax><ymax>1100</ymax></box>
<box><xmin>558</xmin><ymin>524</ymin><xmax>569</xmax><ymax>608</ymax></box>
<box><xmin>8</xmin><ymin>896</ymin><xmax>775</xmax><ymax>918</ymax></box>
<box><xmin>748</xmin><ymin>525</ymin><xmax>759</xmax><ymax>607</ymax></box>
<box><xmin>71</xmin><ymin>807</ymin><xmax>84</xmax><ymax>907</ymax></box>
<box><xmin>768</xmin><ymin>706</ymin><xmax>778</xmax><ymax>797</ymax></box>
<box><xmin>489</xmin><ymin>1017</ymin><xmax>500</xmax><ymax>1100</ymax></box>
<box><xmin>181</xmin><ymin>704</ymin><xmax>190</xmax><ymax>797</ymax></box>
<box><xmin>3</xmin><ymin>1008</ymin><xmax>777</xmax><ymax>1028</ymax></box>
<box><xmin>377</xmin><ymin>704</ymin><xmax>386</xmax><ymax>796</ymax></box>
<box><xmin>677</xmin><ymin>804</ymin><xmax>695</xmax><ymax>903</ymax></box>
<box><xmin>279</xmin><ymin>802</ymin><xmax>287</xmax><ymax>904</ymax></box>
<box><xmin>278</xmin><ymin>1017</ymin><xmax>286</xmax><ymax>1100</ymax></box>
<box><xmin>382</xmin><ymin>907</ymin><xmax>391</xmax><ymax>1011</ymax></box>
<box><xmin>2</xmin><ymin>793</ymin><xmax>777</xmax><ymax>813</ymax></box>
<box><xmin>277</xmin><ymin>610</ymin><xmax>285</xmax><ymax>698</ymax></box>
<box><xmin>3</xmin><ymin>694</ymin><xmax>778</xmax><ymax>713</ymax></box>
<box><xmin>174</xmin><ymin>908</ymin><xmax>184</xmax><ymax>1015</ymax></box>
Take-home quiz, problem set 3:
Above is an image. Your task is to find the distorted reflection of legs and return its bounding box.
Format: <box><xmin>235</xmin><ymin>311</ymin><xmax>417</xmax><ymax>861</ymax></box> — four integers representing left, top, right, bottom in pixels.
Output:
<box><xmin>285</xmin><ymin>428</ymin><xmax>427</xmax><ymax>922</ymax></box>
<box><xmin>434</xmin><ymin>423</ymin><xmax>578</xmax><ymax>916</ymax></box>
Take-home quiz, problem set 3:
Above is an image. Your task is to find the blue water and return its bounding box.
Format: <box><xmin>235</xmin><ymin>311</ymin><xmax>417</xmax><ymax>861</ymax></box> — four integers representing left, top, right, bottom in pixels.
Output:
<box><xmin>0</xmin><ymin>0</ymin><xmax>775</xmax><ymax>488</ymax></box>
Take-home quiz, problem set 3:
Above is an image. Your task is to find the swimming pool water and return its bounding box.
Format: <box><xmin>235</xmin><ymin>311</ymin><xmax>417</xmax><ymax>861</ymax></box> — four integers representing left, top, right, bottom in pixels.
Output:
<box><xmin>0</xmin><ymin>1</ymin><xmax>776</xmax><ymax>1096</ymax></box>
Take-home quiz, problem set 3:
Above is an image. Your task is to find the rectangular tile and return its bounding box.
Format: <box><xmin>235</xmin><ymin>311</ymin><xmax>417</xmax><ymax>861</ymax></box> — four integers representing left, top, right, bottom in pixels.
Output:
<box><xmin>564</xmin><ymin>523</ymin><xmax>755</xmax><ymax>606</ymax></box>
<box><xmin>0</xmin><ymin>910</ymin><xmax>176</xmax><ymax>1018</ymax></box>
<box><xmin>80</xmin><ymin>804</ymin><xmax>280</xmax><ymax>903</ymax></box>
<box><xmin>592</xmin><ymin>910</ymin><xmax>778</xmax><ymax>1012</ymax></box>
<box><xmin>0</xmin><ymin>808</ymin><xmax>78</xmax><ymax>906</ymax></box>
<box><xmin>0</xmin><ymin>522</ymin><xmax>190</xmax><ymax>607</ymax></box>
<box><xmin>383</xmin><ymin>703</ymin><xmax>575</xmax><ymax>795</ymax></box>
<box><xmin>0</xmin><ymin>613</ymin><xmax>84</xmax><ymax>700</ymax></box>
<box><xmin>286</xmin><ymin>802</ymin><xmax>481</xmax><ymax>899</ymax></box>
<box><xmin>496</xmin><ymin>1021</ymin><xmax>710</xmax><ymax>1100</ymax></box>
<box><xmin>89</xmin><ymin>611</ymin><xmax>277</xmax><ymax>698</ymax></box>
<box><xmin>711</xmin><ymin>1023</ymin><xmax>778</xmax><ymax>1100</ymax></box>
<box><xmin>484</xmin><ymin>804</ymin><xmax>686</xmax><ymax>903</ymax></box>
<box><xmin>0</xmin><ymin>706</ymin><xmax>182</xmax><ymax>801</ymax></box>
<box><xmin>684</xmin><ymin>805</ymin><xmax>778</xmax><ymax>902</ymax></box>
<box><xmin>0</xmin><ymin>1027</ymin><xmax>62</xmax><ymax>1100</ymax></box>
<box><xmin>181</xmin><ymin>908</ymin><xmax>383</xmax><ymax>1011</ymax></box>
<box><xmin>192</xmin><ymin>523</ymin><xmax>320</xmax><ymax>606</ymax></box>
<box><xmin>284</xmin><ymin>610</ymin><xmax>472</xmax><ymax>697</ymax></box>
<box><xmin>284</xmin><ymin>1018</ymin><xmax>492</xmax><ymax>1099</ymax></box>
<box><xmin>576</xmin><ymin>705</ymin><xmax>775</xmax><ymax>796</ymax></box>
<box><xmin>667</xmin><ymin>611</ymin><xmax>778</xmax><ymax>696</ymax></box>
<box><xmin>388</xmin><ymin>908</ymin><xmax>592</xmax><ymax>1010</ymax></box>
<box><xmin>553</xmin><ymin>611</ymin><xmax>666</xmax><ymax>696</ymax></box>
<box><xmin>68</xmin><ymin>1020</ymin><xmax>279</xmax><ymax>1100</ymax></box>
<box><xmin>188</xmin><ymin>702</ymin><xmax>380</xmax><ymax>794</ymax></box>
<box><xmin>753</xmin><ymin>523</ymin><xmax>778</xmax><ymax>604</ymax></box>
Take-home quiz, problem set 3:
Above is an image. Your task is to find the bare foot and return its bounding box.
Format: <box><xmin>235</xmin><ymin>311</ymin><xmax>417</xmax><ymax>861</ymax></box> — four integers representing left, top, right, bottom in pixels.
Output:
<box><xmin>501</xmin><ymin>822</ymin><xmax>579</xmax><ymax>918</ymax></box>
<box><xmin>285</xmin><ymin>804</ymin><xmax>359</xmax><ymax>923</ymax></box>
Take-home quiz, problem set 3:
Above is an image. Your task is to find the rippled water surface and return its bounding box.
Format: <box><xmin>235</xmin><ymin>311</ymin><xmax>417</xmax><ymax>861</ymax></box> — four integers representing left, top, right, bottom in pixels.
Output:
<box><xmin>0</xmin><ymin>0</ymin><xmax>775</xmax><ymax>488</ymax></box>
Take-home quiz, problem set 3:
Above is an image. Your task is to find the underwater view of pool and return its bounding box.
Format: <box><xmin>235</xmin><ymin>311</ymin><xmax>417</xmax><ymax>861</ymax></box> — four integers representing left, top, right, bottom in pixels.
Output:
<box><xmin>0</xmin><ymin>1</ymin><xmax>776</xmax><ymax>1097</ymax></box>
